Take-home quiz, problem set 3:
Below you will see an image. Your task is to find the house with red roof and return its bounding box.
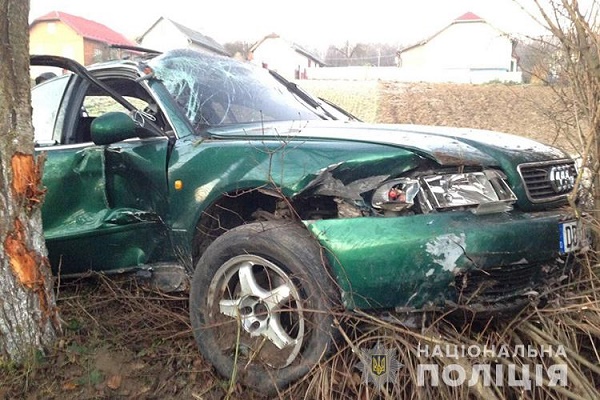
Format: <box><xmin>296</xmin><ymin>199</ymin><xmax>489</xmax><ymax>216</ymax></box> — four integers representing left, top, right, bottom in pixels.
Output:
<box><xmin>29</xmin><ymin>11</ymin><xmax>137</xmax><ymax>66</ymax></box>
<box><xmin>396</xmin><ymin>12</ymin><xmax>521</xmax><ymax>83</ymax></box>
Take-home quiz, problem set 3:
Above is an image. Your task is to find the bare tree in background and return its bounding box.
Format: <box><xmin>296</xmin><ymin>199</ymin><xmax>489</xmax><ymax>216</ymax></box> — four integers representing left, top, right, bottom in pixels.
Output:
<box><xmin>515</xmin><ymin>38</ymin><xmax>561</xmax><ymax>84</ymax></box>
<box><xmin>0</xmin><ymin>0</ymin><xmax>59</xmax><ymax>362</ymax></box>
<box><xmin>325</xmin><ymin>41</ymin><xmax>367</xmax><ymax>66</ymax></box>
<box><xmin>526</xmin><ymin>0</ymin><xmax>600</xmax><ymax>231</ymax></box>
<box><xmin>224</xmin><ymin>41</ymin><xmax>250</xmax><ymax>61</ymax></box>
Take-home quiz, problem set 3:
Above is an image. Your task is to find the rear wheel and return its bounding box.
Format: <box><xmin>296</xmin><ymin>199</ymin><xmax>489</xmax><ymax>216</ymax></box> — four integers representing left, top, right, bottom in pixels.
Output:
<box><xmin>190</xmin><ymin>221</ymin><xmax>339</xmax><ymax>394</ymax></box>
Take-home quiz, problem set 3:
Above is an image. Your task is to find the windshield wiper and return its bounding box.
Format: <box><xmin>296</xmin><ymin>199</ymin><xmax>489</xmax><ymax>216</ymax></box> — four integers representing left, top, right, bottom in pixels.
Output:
<box><xmin>318</xmin><ymin>96</ymin><xmax>362</xmax><ymax>122</ymax></box>
<box><xmin>268</xmin><ymin>70</ymin><xmax>337</xmax><ymax>120</ymax></box>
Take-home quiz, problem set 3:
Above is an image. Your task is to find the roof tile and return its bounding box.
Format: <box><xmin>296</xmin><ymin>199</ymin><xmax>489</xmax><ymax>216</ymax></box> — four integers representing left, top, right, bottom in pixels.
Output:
<box><xmin>32</xmin><ymin>11</ymin><xmax>135</xmax><ymax>46</ymax></box>
<box><xmin>455</xmin><ymin>12</ymin><xmax>484</xmax><ymax>22</ymax></box>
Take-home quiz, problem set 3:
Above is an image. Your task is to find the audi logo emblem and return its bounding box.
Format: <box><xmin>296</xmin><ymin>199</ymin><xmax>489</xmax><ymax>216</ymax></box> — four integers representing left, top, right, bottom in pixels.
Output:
<box><xmin>548</xmin><ymin>165</ymin><xmax>575</xmax><ymax>193</ymax></box>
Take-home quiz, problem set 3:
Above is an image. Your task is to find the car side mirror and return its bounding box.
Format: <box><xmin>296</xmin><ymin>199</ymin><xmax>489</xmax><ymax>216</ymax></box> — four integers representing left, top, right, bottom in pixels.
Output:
<box><xmin>91</xmin><ymin>112</ymin><xmax>138</xmax><ymax>145</ymax></box>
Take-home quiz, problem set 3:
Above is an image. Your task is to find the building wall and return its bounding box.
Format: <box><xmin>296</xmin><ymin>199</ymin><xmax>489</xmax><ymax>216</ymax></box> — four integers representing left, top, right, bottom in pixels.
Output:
<box><xmin>306</xmin><ymin>66</ymin><xmax>522</xmax><ymax>84</ymax></box>
<box><xmin>400</xmin><ymin>22</ymin><xmax>514</xmax><ymax>72</ymax></box>
<box><xmin>139</xmin><ymin>19</ymin><xmax>190</xmax><ymax>52</ymax></box>
<box><xmin>30</xmin><ymin>21</ymin><xmax>84</xmax><ymax>63</ymax></box>
<box><xmin>251</xmin><ymin>37</ymin><xmax>315</xmax><ymax>80</ymax></box>
<box><xmin>83</xmin><ymin>40</ymin><xmax>132</xmax><ymax>65</ymax></box>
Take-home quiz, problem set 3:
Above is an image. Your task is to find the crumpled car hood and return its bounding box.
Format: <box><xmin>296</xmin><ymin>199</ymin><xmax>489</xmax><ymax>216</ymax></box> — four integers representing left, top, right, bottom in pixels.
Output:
<box><xmin>208</xmin><ymin>121</ymin><xmax>570</xmax><ymax>166</ymax></box>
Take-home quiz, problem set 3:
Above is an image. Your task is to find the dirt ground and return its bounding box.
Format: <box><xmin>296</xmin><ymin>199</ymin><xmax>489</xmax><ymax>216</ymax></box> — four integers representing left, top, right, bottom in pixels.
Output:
<box><xmin>0</xmin><ymin>80</ymin><xmax>590</xmax><ymax>399</ymax></box>
<box><xmin>377</xmin><ymin>81</ymin><xmax>581</xmax><ymax>154</ymax></box>
<box><xmin>0</xmin><ymin>275</ymin><xmax>239</xmax><ymax>400</ymax></box>
<box><xmin>301</xmin><ymin>80</ymin><xmax>581</xmax><ymax>155</ymax></box>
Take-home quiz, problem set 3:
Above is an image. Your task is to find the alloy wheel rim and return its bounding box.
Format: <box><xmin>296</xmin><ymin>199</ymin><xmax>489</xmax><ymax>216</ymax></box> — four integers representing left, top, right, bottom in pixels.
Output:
<box><xmin>207</xmin><ymin>254</ymin><xmax>305</xmax><ymax>368</ymax></box>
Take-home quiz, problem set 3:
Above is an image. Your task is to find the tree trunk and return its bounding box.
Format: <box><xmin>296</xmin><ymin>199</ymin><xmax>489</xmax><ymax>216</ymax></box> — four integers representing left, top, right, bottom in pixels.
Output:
<box><xmin>0</xmin><ymin>0</ymin><xmax>59</xmax><ymax>362</ymax></box>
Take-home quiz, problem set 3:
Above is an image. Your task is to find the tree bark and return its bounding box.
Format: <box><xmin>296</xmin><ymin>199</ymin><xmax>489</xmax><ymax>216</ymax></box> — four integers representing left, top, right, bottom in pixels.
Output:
<box><xmin>0</xmin><ymin>0</ymin><xmax>59</xmax><ymax>362</ymax></box>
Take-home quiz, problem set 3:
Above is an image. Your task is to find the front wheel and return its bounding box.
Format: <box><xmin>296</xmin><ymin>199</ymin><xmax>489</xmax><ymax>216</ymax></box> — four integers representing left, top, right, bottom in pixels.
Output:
<box><xmin>189</xmin><ymin>221</ymin><xmax>339</xmax><ymax>394</ymax></box>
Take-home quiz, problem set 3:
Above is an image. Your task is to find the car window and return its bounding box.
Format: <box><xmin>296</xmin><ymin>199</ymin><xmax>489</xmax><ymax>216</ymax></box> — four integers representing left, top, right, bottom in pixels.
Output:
<box><xmin>31</xmin><ymin>74</ymin><xmax>70</xmax><ymax>145</ymax></box>
<box><xmin>83</xmin><ymin>95</ymin><xmax>148</xmax><ymax>117</ymax></box>
<box><xmin>67</xmin><ymin>77</ymin><xmax>166</xmax><ymax>145</ymax></box>
<box><xmin>148</xmin><ymin>49</ymin><xmax>322</xmax><ymax>131</ymax></box>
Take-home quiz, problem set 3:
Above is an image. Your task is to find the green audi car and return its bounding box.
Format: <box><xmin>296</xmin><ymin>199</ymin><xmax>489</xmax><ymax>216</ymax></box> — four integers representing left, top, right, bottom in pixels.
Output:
<box><xmin>31</xmin><ymin>49</ymin><xmax>584</xmax><ymax>393</ymax></box>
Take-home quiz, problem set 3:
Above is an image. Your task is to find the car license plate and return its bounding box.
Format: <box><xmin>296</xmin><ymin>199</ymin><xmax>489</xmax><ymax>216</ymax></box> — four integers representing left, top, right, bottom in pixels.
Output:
<box><xmin>559</xmin><ymin>221</ymin><xmax>581</xmax><ymax>253</ymax></box>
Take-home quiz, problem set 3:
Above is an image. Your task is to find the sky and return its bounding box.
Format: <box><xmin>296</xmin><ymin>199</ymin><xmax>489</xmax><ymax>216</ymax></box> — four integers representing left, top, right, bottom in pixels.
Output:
<box><xmin>29</xmin><ymin>0</ymin><xmax>548</xmax><ymax>53</ymax></box>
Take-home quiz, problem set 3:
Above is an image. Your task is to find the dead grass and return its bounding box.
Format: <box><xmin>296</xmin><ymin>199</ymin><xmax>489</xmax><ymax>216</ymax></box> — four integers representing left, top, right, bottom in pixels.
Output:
<box><xmin>4</xmin><ymin>253</ymin><xmax>595</xmax><ymax>399</ymax></box>
<box><xmin>284</xmin><ymin>256</ymin><xmax>600</xmax><ymax>399</ymax></box>
<box><xmin>298</xmin><ymin>80</ymin><xmax>380</xmax><ymax>123</ymax></box>
<box><xmin>0</xmin><ymin>274</ymin><xmax>239</xmax><ymax>400</ymax></box>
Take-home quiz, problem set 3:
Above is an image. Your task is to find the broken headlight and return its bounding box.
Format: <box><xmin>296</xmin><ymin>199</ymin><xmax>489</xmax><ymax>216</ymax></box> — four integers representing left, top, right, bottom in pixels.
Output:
<box><xmin>423</xmin><ymin>170</ymin><xmax>517</xmax><ymax>214</ymax></box>
<box><xmin>371</xmin><ymin>178</ymin><xmax>420</xmax><ymax>212</ymax></box>
<box><xmin>372</xmin><ymin>170</ymin><xmax>517</xmax><ymax>214</ymax></box>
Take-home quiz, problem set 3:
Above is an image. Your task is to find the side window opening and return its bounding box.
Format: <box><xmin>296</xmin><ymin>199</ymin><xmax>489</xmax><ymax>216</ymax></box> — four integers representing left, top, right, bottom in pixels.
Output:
<box><xmin>31</xmin><ymin>74</ymin><xmax>71</xmax><ymax>145</ymax></box>
<box><xmin>72</xmin><ymin>95</ymin><xmax>148</xmax><ymax>144</ymax></box>
<box><xmin>68</xmin><ymin>77</ymin><xmax>169</xmax><ymax>144</ymax></box>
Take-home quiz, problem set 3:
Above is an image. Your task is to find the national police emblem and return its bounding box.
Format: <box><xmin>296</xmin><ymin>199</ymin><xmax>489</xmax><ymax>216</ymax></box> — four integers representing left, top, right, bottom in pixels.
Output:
<box><xmin>356</xmin><ymin>341</ymin><xmax>403</xmax><ymax>390</ymax></box>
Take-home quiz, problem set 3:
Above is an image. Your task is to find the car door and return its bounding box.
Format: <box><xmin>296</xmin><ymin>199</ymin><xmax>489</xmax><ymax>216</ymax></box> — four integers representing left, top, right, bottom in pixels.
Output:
<box><xmin>32</xmin><ymin>61</ymin><xmax>171</xmax><ymax>274</ymax></box>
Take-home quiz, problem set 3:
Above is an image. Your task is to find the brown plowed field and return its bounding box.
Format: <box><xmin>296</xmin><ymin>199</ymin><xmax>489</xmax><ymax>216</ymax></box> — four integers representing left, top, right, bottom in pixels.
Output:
<box><xmin>300</xmin><ymin>80</ymin><xmax>580</xmax><ymax>155</ymax></box>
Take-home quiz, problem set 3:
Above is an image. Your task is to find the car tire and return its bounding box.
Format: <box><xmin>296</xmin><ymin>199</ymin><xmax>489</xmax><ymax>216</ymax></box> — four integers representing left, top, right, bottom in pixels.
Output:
<box><xmin>189</xmin><ymin>221</ymin><xmax>339</xmax><ymax>394</ymax></box>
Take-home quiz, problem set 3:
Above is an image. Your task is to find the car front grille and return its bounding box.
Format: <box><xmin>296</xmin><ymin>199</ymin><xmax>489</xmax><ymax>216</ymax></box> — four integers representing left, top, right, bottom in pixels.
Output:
<box><xmin>518</xmin><ymin>160</ymin><xmax>577</xmax><ymax>203</ymax></box>
<box><xmin>455</xmin><ymin>261</ymin><xmax>564</xmax><ymax>304</ymax></box>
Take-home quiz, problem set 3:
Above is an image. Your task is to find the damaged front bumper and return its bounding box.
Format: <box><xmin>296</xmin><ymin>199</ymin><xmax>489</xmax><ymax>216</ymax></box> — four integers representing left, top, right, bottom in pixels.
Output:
<box><xmin>306</xmin><ymin>209</ymin><xmax>585</xmax><ymax>312</ymax></box>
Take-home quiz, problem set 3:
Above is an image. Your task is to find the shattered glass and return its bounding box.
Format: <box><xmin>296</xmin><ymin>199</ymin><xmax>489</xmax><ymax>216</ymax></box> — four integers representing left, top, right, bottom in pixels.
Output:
<box><xmin>147</xmin><ymin>49</ymin><xmax>322</xmax><ymax>132</ymax></box>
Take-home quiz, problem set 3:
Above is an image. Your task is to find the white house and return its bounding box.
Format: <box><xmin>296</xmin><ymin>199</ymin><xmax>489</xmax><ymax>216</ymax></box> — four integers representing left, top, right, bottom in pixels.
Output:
<box><xmin>137</xmin><ymin>17</ymin><xmax>229</xmax><ymax>57</ymax></box>
<box><xmin>396</xmin><ymin>12</ymin><xmax>521</xmax><ymax>83</ymax></box>
<box><xmin>248</xmin><ymin>33</ymin><xmax>325</xmax><ymax>80</ymax></box>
